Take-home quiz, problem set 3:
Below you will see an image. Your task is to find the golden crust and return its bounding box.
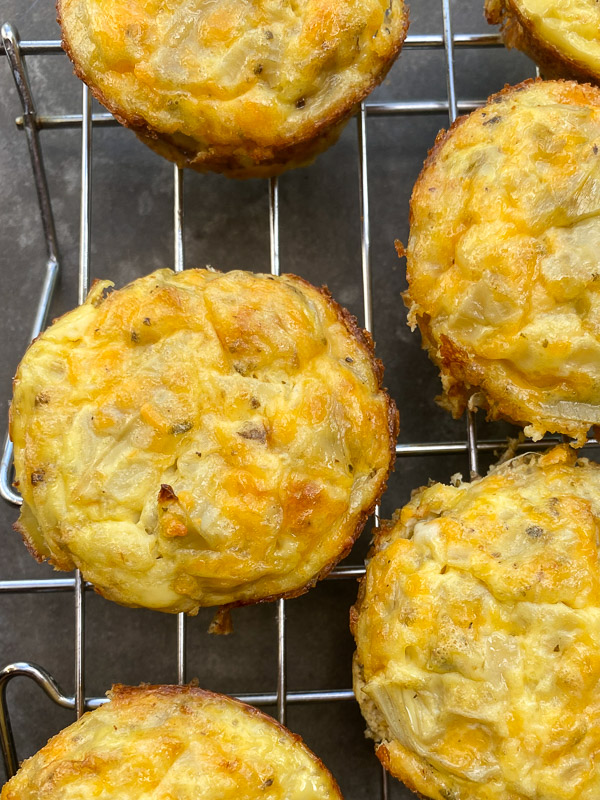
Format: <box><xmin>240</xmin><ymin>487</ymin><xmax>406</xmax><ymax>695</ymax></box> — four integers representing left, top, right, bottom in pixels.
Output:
<box><xmin>10</xmin><ymin>268</ymin><xmax>397</xmax><ymax>614</ymax></box>
<box><xmin>352</xmin><ymin>445</ymin><xmax>600</xmax><ymax>800</ymax></box>
<box><xmin>405</xmin><ymin>78</ymin><xmax>600</xmax><ymax>444</ymax></box>
<box><xmin>486</xmin><ymin>0</ymin><xmax>600</xmax><ymax>85</ymax></box>
<box><xmin>56</xmin><ymin>0</ymin><xmax>409</xmax><ymax>178</ymax></box>
<box><xmin>0</xmin><ymin>684</ymin><xmax>343</xmax><ymax>799</ymax></box>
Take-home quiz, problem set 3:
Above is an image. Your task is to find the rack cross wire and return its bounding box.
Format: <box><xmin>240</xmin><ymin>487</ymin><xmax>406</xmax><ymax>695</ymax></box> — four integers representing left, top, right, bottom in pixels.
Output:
<box><xmin>1</xmin><ymin>2</ymin><xmax>599</xmax><ymax>797</ymax></box>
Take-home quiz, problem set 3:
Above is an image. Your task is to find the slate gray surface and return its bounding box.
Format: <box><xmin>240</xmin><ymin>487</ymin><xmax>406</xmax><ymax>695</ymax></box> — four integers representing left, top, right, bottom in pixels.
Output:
<box><xmin>0</xmin><ymin>1</ymin><xmax>539</xmax><ymax>797</ymax></box>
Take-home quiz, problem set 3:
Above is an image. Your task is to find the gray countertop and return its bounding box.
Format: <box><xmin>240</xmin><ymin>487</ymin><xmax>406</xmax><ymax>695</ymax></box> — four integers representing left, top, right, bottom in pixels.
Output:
<box><xmin>0</xmin><ymin>1</ymin><xmax>537</xmax><ymax>797</ymax></box>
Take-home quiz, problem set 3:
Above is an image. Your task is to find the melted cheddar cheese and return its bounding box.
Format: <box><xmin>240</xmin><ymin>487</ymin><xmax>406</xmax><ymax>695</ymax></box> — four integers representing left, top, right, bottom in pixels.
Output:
<box><xmin>487</xmin><ymin>0</ymin><xmax>600</xmax><ymax>84</ymax></box>
<box><xmin>352</xmin><ymin>446</ymin><xmax>600</xmax><ymax>800</ymax></box>
<box><xmin>406</xmin><ymin>80</ymin><xmax>600</xmax><ymax>443</ymax></box>
<box><xmin>57</xmin><ymin>0</ymin><xmax>408</xmax><ymax>177</ymax></box>
<box><xmin>1</xmin><ymin>685</ymin><xmax>343</xmax><ymax>799</ymax></box>
<box><xmin>10</xmin><ymin>269</ymin><xmax>397</xmax><ymax>613</ymax></box>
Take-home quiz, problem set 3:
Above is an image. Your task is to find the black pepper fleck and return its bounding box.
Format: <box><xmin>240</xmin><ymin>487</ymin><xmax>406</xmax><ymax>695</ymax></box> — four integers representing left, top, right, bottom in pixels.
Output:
<box><xmin>170</xmin><ymin>421</ymin><xmax>193</xmax><ymax>435</ymax></box>
<box><xmin>31</xmin><ymin>470</ymin><xmax>45</xmax><ymax>485</ymax></box>
<box><xmin>526</xmin><ymin>525</ymin><xmax>544</xmax><ymax>540</ymax></box>
<box><xmin>238</xmin><ymin>424</ymin><xmax>266</xmax><ymax>443</ymax></box>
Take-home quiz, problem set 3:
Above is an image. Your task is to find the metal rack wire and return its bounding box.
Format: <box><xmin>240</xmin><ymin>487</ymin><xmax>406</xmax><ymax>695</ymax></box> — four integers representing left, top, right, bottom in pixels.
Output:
<box><xmin>1</xmin><ymin>2</ymin><xmax>599</xmax><ymax>797</ymax></box>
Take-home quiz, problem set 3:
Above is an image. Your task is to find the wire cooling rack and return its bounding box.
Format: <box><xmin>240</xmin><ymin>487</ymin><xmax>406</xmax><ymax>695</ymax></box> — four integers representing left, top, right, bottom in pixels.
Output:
<box><xmin>1</xmin><ymin>2</ymin><xmax>600</xmax><ymax>798</ymax></box>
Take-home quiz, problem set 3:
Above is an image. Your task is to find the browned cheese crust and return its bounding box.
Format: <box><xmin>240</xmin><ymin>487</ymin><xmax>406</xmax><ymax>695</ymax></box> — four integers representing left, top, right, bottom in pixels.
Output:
<box><xmin>57</xmin><ymin>0</ymin><xmax>409</xmax><ymax>178</ymax></box>
<box><xmin>1</xmin><ymin>684</ymin><xmax>344</xmax><ymax>799</ymax></box>
<box><xmin>352</xmin><ymin>446</ymin><xmax>600</xmax><ymax>800</ymax></box>
<box><xmin>486</xmin><ymin>0</ymin><xmax>600</xmax><ymax>85</ymax></box>
<box><xmin>10</xmin><ymin>268</ymin><xmax>397</xmax><ymax>614</ymax></box>
<box><xmin>405</xmin><ymin>78</ymin><xmax>600</xmax><ymax>444</ymax></box>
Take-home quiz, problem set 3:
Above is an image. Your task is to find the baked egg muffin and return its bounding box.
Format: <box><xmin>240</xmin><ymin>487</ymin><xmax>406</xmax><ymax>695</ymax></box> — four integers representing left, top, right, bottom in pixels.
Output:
<box><xmin>0</xmin><ymin>684</ymin><xmax>343</xmax><ymax>799</ymax></box>
<box><xmin>352</xmin><ymin>445</ymin><xmax>600</xmax><ymax>800</ymax></box>
<box><xmin>486</xmin><ymin>0</ymin><xmax>600</xmax><ymax>84</ymax></box>
<box><xmin>405</xmin><ymin>79</ymin><xmax>600</xmax><ymax>444</ymax></box>
<box><xmin>57</xmin><ymin>0</ymin><xmax>409</xmax><ymax>178</ymax></box>
<box><xmin>10</xmin><ymin>268</ymin><xmax>397</xmax><ymax>614</ymax></box>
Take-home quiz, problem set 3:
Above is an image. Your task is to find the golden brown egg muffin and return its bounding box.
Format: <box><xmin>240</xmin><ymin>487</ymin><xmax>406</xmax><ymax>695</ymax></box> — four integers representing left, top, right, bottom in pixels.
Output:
<box><xmin>486</xmin><ymin>0</ymin><xmax>600</xmax><ymax>84</ymax></box>
<box><xmin>405</xmin><ymin>78</ymin><xmax>600</xmax><ymax>444</ymax></box>
<box><xmin>57</xmin><ymin>0</ymin><xmax>409</xmax><ymax>179</ymax></box>
<box><xmin>1</xmin><ymin>684</ymin><xmax>343</xmax><ymax>799</ymax></box>
<box><xmin>352</xmin><ymin>445</ymin><xmax>600</xmax><ymax>800</ymax></box>
<box><xmin>10</xmin><ymin>268</ymin><xmax>397</xmax><ymax>614</ymax></box>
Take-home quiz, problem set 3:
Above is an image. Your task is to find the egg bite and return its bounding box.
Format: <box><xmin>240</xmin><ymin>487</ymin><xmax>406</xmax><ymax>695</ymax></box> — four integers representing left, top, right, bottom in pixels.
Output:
<box><xmin>486</xmin><ymin>0</ymin><xmax>600</xmax><ymax>85</ymax></box>
<box><xmin>57</xmin><ymin>0</ymin><xmax>409</xmax><ymax>178</ymax></box>
<box><xmin>10</xmin><ymin>268</ymin><xmax>397</xmax><ymax>614</ymax></box>
<box><xmin>406</xmin><ymin>79</ymin><xmax>600</xmax><ymax>444</ymax></box>
<box><xmin>1</xmin><ymin>684</ymin><xmax>343</xmax><ymax>799</ymax></box>
<box><xmin>352</xmin><ymin>445</ymin><xmax>600</xmax><ymax>800</ymax></box>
